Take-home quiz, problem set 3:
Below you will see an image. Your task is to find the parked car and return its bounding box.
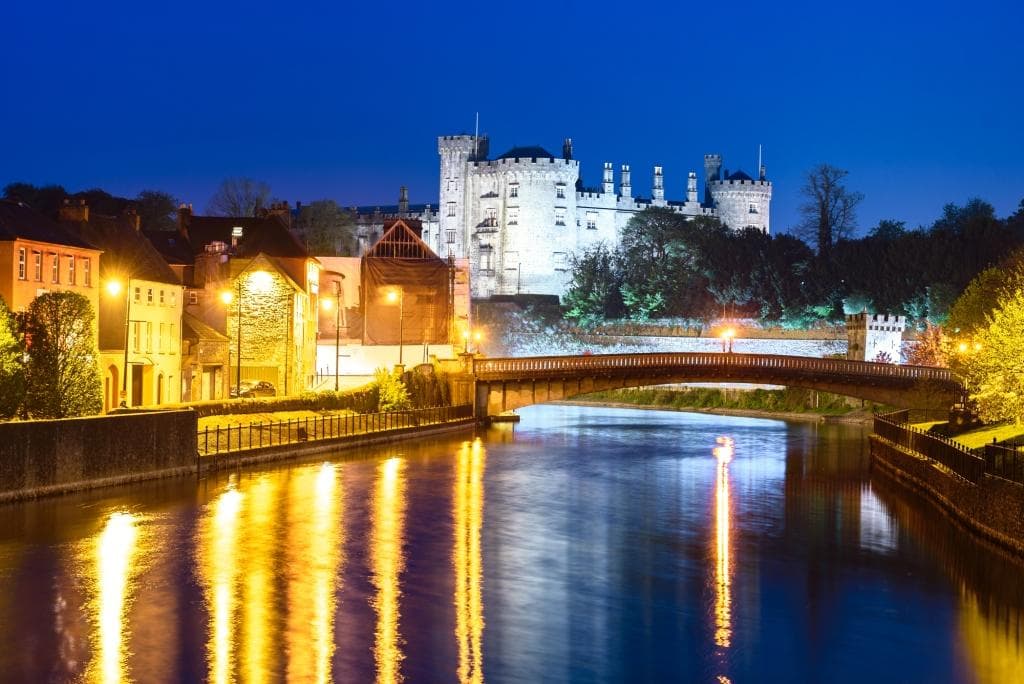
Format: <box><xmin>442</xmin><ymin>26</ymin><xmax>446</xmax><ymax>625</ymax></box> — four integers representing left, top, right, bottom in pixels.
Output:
<box><xmin>230</xmin><ymin>380</ymin><xmax>276</xmax><ymax>398</ymax></box>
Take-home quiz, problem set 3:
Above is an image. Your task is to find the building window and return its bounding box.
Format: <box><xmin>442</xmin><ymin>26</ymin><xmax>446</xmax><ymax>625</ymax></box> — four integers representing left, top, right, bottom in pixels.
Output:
<box><xmin>447</xmin><ymin>179</ymin><xmax>456</xmax><ymax>192</ymax></box>
<box><xmin>134</xmin><ymin>287</ymin><xmax>141</xmax><ymax>304</ymax></box>
<box><xmin>479</xmin><ymin>246</ymin><xmax>494</xmax><ymax>272</ymax></box>
<box><xmin>146</xmin><ymin>322</ymin><xmax>152</xmax><ymax>353</ymax></box>
<box><xmin>67</xmin><ymin>256</ymin><xmax>75</xmax><ymax>285</ymax></box>
<box><xmin>83</xmin><ymin>258</ymin><xmax>91</xmax><ymax>286</ymax></box>
<box><xmin>586</xmin><ymin>211</ymin><xmax>598</xmax><ymax>230</ymax></box>
<box><xmin>447</xmin><ymin>202</ymin><xmax>457</xmax><ymax>217</ymax></box>
<box><xmin>170</xmin><ymin>323</ymin><xmax>176</xmax><ymax>354</ymax></box>
<box><xmin>33</xmin><ymin>252</ymin><xmax>42</xmax><ymax>281</ymax></box>
<box><xmin>509</xmin><ymin>183</ymin><xmax>519</xmax><ymax>198</ymax></box>
<box><xmin>51</xmin><ymin>254</ymin><xmax>59</xmax><ymax>283</ymax></box>
<box><xmin>555</xmin><ymin>208</ymin><xmax>566</xmax><ymax>226</ymax></box>
<box><xmin>159</xmin><ymin>289</ymin><xmax>165</xmax><ymax>305</ymax></box>
<box><xmin>507</xmin><ymin>208</ymin><xmax>519</xmax><ymax>225</ymax></box>
<box><xmin>553</xmin><ymin>251</ymin><xmax>568</xmax><ymax>271</ymax></box>
<box><xmin>132</xmin><ymin>321</ymin><xmax>141</xmax><ymax>353</ymax></box>
<box><xmin>147</xmin><ymin>288</ymin><xmax>153</xmax><ymax>304</ymax></box>
<box><xmin>17</xmin><ymin>248</ymin><xmax>26</xmax><ymax>280</ymax></box>
<box><xmin>749</xmin><ymin>203</ymin><xmax>758</xmax><ymax>214</ymax></box>
<box><xmin>485</xmin><ymin>207</ymin><xmax>497</xmax><ymax>227</ymax></box>
<box><xmin>170</xmin><ymin>290</ymin><xmax>177</xmax><ymax>306</ymax></box>
<box><xmin>157</xmin><ymin>322</ymin><xmax>163</xmax><ymax>354</ymax></box>
<box><xmin>188</xmin><ymin>291</ymin><xmax>198</xmax><ymax>305</ymax></box>
<box><xmin>445</xmin><ymin>229</ymin><xmax>457</xmax><ymax>246</ymax></box>
<box><xmin>556</xmin><ymin>185</ymin><xmax>565</xmax><ymax>199</ymax></box>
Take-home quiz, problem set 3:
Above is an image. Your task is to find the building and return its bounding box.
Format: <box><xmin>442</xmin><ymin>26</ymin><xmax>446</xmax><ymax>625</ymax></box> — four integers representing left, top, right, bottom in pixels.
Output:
<box><xmin>0</xmin><ymin>198</ymin><xmax>102</xmax><ymax>340</ymax></box>
<box><xmin>430</xmin><ymin>135</ymin><xmax>772</xmax><ymax>298</ymax></box>
<box><xmin>60</xmin><ymin>201</ymin><xmax>185</xmax><ymax>410</ymax></box>
<box><xmin>153</xmin><ymin>205</ymin><xmax>320</xmax><ymax>396</ymax></box>
<box><xmin>846</xmin><ymin>312</ymin><xmax>905</xmax><ymax>363</ymax></box>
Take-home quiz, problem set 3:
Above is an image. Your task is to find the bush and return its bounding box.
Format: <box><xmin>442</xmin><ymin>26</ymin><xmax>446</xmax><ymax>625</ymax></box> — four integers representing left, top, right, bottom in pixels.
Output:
<box><xmin>161</xmin><ymin>385</ymin><xmax>378</xmax><ymax>418</ymax></box>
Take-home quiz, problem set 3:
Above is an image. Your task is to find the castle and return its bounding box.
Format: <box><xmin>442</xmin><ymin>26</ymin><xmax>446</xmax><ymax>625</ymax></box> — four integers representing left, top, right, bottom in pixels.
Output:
<box><xmin>353</xmin><ymin>134</ymin><xmax>772</xmax><ymax>299</ymax></box>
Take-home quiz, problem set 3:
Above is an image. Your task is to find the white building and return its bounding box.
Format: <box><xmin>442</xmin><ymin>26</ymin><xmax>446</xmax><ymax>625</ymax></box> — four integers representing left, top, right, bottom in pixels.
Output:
<box><xmin>846</xmin><ymin>312</ymin><xmax>905</xmax><ymax>363</ymax></box>
<box><xmin>424</xmin><ymin>135</ymin><xmax>772</xmax><ymax>298</ymax></box>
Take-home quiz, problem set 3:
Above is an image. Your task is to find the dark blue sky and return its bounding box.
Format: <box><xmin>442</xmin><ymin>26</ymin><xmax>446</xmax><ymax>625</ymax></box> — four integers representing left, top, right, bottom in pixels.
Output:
<box><xmin>4</xmin><ymin>0</ymin><xmax>1022</xmax><ymax>233</ymax></box>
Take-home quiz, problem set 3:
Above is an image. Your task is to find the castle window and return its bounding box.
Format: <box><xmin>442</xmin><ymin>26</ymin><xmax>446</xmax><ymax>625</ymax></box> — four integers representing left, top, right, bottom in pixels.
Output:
<box><xmin>508</xmin><ymin>208</ymin><xmax>519</xmax><ymax>225</ymax></box>
<box><xmin>586</xmin><ymin>211</ymin><xmax>598</xmax><ymax>230</ymax></box>
<box><xmin>447</xmin><ymin>179</ymin><xmax>456</xmax><ymax>192</ymax></box>
<box><xmin>509</xmin><ymin>183</ymin><xmax>519</xmax><ymax>198</ymax></box>
<box><xmin>447</xmin><ymin>202</ymin><xmax>456</xmax><ymax>217</ymax></box>
<box><xmin>552</xmin><ymin>252</ymin><xmax>568</xmax><ymax>271</ymax></box>
<box><xmin>485</xmin><ymin>208</ymin><xmax>497</xmax><ymax>227</ymax></box>
<box><xmin>479</xmin><ymin>245</ymin><xmax>494</xmax><ymax>272</ymax></box>
<box><xmin>17</xmin><ymin>248</ymin><xmax>26</xmax><ymax>280</ymax></box>
<box><xmin>446</xmin><ymin>229</ymin><xmax>457</xmax><ymax>245</ymax></box>
<box><xmin>555</xmin><ymin>208</ymin><xmax>566</xmax><ymax>226</ymax></box>
<box><xmin>556</xmin><ymin>185</ymin><xmax>566</xmax><ymax>199</ymax></box>
<box><xmin>749</xmin><ymin>203</ymin><xmax>758</xmax><ymax>214</ymax></box>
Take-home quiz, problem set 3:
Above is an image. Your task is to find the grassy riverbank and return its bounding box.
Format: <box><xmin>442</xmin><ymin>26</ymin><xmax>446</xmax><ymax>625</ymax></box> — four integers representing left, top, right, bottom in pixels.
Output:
<box><xmin>569</xmin><ymin>387</ymin><xmax>883</xmax><ymax>421</ymax></box>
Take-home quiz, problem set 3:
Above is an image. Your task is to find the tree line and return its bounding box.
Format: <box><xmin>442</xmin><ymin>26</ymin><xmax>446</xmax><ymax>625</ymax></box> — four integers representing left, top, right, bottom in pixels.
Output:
<box><xmin>3</xmin><ymin>178</ymin><xmax>358</xmax><ymax>257</ymax></box>
<box><xmin>564</xmin><ymin>165</ymin><xmax>1024</xmax><ymax>330</ymax></box>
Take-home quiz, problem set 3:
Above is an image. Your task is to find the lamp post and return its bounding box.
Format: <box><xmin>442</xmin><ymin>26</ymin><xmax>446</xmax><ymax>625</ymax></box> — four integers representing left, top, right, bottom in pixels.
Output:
<box><xmin>322</xmin><ymin>275</ymin><xmax>345</xmax><ymax>391</ymax></box>
<box><xmin>235</xmin><ymin>278</ymin><xmax>242</xmax><ymax>394</ymax></box>
<box><xmin>386</xmin><ymin>287</ymin><xmax>404</xmax><ymax>366</ymax></box>
<box><xmin>105</xmin><ymin>278</ymin><xmax>131</xmax><ymax>407</ymax></box>
<box><xmin>720</xmin><ymin>327</ymin><xmax>735</xmax><ymax>353</ymax></box>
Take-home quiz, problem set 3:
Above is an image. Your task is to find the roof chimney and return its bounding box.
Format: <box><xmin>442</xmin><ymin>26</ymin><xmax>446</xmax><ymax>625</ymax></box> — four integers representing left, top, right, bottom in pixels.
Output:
<box><xmin>177</xmin><ymin>203</ymin><xmax>192</xmax><ymax>240</ymax></box>
<box><xmin>59</xmin><ymin>198</ymin><xmax>89</xmax><ymax>223</ymax></box>
<box><xmin>562</xmin><ymin>138</ymin><xmax>573</xmax><ymax>160</ymax></box>
<box><xmin>398</xmin><ymin>186</ymin><xmax>409</xmax><ymax>216</ymax></box>
<box><xmin>123</xmin><ymin>207</ymin><xmax>141</xmax><ymax>232</ymax></box>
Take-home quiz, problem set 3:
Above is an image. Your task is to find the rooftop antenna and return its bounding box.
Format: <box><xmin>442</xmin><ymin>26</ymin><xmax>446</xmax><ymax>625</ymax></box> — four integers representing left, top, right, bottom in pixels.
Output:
<box><xmin>474</xmin><ymin>112</ymin><xmax>479</xmax><ymax>160</ymax></box>
<box><xmin>757</xmin><ymin>144</ymin><xmax>762</xmax><ymax>176</ymax></box>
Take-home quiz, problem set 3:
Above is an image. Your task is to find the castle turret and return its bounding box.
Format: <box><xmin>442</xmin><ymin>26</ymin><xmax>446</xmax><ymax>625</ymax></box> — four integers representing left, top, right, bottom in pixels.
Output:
<box><xmin>687</xmin><ymin>172</ymin><xmax>698</xmax><ymax>204</ymax></box>
<box><xmin>704</xmin><ymin>154</ymin><xmax>722</xmax><ymax>205</ymax></box>
<box><xmin>620</xmin><ymin>164</ymin><xmax>631</xmax><ymax>198</ymax></box>
<box><xmin>438</xmin><ymin>135</ymin><xmax>485</xmax><ymax>260</ymax></box>
<box><xmin>563</xmin><ymin>138</ymin><xmax>573</xmax><ymax>160</ymax></box>
<box><xmin>652</xmin><ymin>166</ymin><xmax>665</xmax><ymax>205</ymax></box>
<box><xmin>602</xmin><ymin>163</ymin><xmax>614</xmax><ymax>194</ymax></box>
<box><xmin>708</xmin><ymin>163</ymin><xmax>772</xmax><ymax>234</ymax></box>
<box><xmin>398</xmin><ymin>185</ymin><xmax>409</xmax><ymax>216</ymax></box>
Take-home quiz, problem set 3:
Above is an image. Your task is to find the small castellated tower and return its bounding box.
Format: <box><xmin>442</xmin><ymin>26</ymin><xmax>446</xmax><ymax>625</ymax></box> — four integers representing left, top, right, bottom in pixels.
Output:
<box><xmin>846</xmin><ymin>312</ymin><xmax>906</xmax><ymax>363</ymax></box>
<box><xmin>707</xmin><ymin>160</ymin><xmax>772</xmax><ymax>234</ymax></box>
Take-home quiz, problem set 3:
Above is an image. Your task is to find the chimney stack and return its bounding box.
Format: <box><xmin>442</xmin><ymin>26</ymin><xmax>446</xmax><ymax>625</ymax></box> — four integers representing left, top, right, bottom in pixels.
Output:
<box><xmin>123</xmin><ymin>207</ymin><xmax>141</xmax><ymax>232</ymax></box>
<box><xmin>687</xmin><ymin>172</ymin><xmax>698</xmax><ymax>204</ymax></box>
<box><xmin>398</xmin><ymin>186</ymin><xmax>409</xmax><ymax>216</ymax></box>
<box><xmin>562</xmin><ymin>138</ymin><xmax>573</xmax><ymax>160</ymax></box>
<box><xmin>653</xmin><ymin>166</ymin><xmax>664</xmax><ymax>203</ymax></box>
<box><xmin>602</xmin><ymin>163</ymin><xmax>614</xmax><ymax>194</ymax></box>
<box><xmin>59</xmin><ymin>198</ymin><xmax>89</xmax><ymax>223</ymax></box>
<box><xmin>177</xmin><ymin>203</ymin><xmax>193</xmax><ymax>239</ymax></box>
<box><xmin>620</xmin><ymin>164</ymin><xmax>631</xmax><ymax>198</ymax></box>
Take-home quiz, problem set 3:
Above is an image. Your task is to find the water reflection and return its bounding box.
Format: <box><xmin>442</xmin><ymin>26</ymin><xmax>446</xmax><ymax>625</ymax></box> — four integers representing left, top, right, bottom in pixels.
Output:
<box><xmin>371</xmin><ymin>457</ymin><xmax>407</xmax><ymax>683</ymax></box>
<box><xmin>454</xmin><ymin>439</ymin><xmax>486</xmax><ymax>684</ymax></box>
<box><xmin>87</xmin><ymin>511</ymin><xmax>142</xmax><ymax>684</ymax></box>
<box><xmin>243</xmin><ymin>475</ymin><xmax>279</xmax><ymax>683</ymax></box>
<box><xmin>198</xmin><ymin>480</ymin><xmax>243</xmax><ymax>684</ymax></box>
<box><xmin>712</xmin><ymin>436</ymin><xmax>733</xmax><ymax>654</ymax></box>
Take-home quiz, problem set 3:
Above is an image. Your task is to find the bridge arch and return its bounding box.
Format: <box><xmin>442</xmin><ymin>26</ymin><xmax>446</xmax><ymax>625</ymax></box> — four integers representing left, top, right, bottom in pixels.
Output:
<box><xmin>462</xmin><ymin>352</ymin><xmax>960</xmax><ymax>418</ymax></box>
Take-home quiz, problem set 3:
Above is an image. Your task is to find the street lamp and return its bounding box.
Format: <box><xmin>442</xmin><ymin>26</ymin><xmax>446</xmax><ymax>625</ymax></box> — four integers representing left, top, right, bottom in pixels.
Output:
<box><xmin>386</xmin><ymin>286</ymin><xmax>404</xmax><ymax>366</ymax></box>
<box><xmin>720</xmin><ymin>327</ymin><xmax>735</xmax><ymax>353</ymax></box>
<box><xmin>105</xmin><ymin>278</ymin><xmax>131</xmax><ymax>407</ymax></box>
<box><xmin>321</xmin><ymin>275</ymin><xmax>345</xmax><ymax>390</ymax></box>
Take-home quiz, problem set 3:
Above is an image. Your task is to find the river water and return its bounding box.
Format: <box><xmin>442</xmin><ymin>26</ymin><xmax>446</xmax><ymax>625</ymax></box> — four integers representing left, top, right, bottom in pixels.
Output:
<box><xmin>0</xmin><ymin>404</ymin><xmax>1021</xmax><ymax>683</ymax></box>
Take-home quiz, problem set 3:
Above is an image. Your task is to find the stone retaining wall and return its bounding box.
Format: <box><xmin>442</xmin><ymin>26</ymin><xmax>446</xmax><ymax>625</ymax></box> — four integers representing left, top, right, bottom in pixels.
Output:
<box><xmin>0</xmin><ymin>410</ymin><xmax>198</xmax><ymax>503</ymax></box>
<box><xmin>870</xmin><ymin>435</ymin><xmax>1024</xmax><ymax>556</ymax></box>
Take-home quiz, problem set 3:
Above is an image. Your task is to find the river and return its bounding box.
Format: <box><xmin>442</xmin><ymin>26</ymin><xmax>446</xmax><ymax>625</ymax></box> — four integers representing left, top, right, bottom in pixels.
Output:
<box><xmin>0</xmin><ymin>404</ymin><xmax>1021</xmax><ymax>682</ymax></box>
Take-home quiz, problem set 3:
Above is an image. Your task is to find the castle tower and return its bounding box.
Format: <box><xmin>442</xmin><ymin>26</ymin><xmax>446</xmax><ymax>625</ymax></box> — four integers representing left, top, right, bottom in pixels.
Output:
<box><xmin>652</xmin><ymin>166</ymin><xmax>665</xmax><ymax>205</ymax></box>
<box><xmin>620</xmin><ymin>164</ymin><xmax>631</xmax><ymax>198</ymax></box>
<box><xmin>687</xmin><ymin>172</ymin><xmax>698</xmax><ymax>204</ymax></box>
<box><xmin>708</xmin><ymin>162</ymin><xmax>772</xmax><ymax>233</ymax></box>
<box><xmin>438</xmin><ymin>135</ymin><xmax>486</xmax><ymax>259</ymax></box>
<box><xmin>398</xmin><ymin>185</ymin><xmax>409</xmax><ymax>217</ymax></box>
<box><xmin>602</xmin><ymin>163</ymin><xmax>614</xmax><ymax>194</ymax></box>
<box><xmin>704</xmin><ymin>154</ymin><xmax>722</xmax><ymax>205</ymax></box>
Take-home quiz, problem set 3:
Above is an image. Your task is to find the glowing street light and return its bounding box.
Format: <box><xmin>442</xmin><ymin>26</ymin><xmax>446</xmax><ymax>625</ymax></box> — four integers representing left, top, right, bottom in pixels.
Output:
<box><xmin>105</xmin><ymin>277</ymin><xmax>132</xmax><ymax>407</ymax></box>
<box><xmin>720</xmin><ymin>327</ymin><xmax>735</xmax><ymax>353</ymax></box>
<box><xmin>322</xmin><ymin>274</ymin><xmax>345</xmax><ymax>390</ymax></box>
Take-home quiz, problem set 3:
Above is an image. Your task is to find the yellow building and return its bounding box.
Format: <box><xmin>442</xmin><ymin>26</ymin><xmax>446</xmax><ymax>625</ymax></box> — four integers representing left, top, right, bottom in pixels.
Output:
<box><xmin>60</xmin><ymin>203</ymin><xmax>184</xmax><ymax>410</ymax></box>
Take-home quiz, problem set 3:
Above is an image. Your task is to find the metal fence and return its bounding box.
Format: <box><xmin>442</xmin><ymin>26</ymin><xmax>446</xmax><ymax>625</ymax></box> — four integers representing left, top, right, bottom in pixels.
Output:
<box><xmin>874</xmin><ymin>411</ymin><xmax>987</xmax><ymax>484</ymax></box>
<box><xmin>198</xmin><ymin>404</ymin><xmax>474</xmax><ymax>457</ymax></box>
<box><xmin>983</xmin><ymin>444</ymin><xmax>1024</xmax><ymax>486</ymax></box>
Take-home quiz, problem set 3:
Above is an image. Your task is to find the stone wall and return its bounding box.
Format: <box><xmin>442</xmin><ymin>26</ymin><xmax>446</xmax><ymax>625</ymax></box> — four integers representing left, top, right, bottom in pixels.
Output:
<box><xmin>870</xmin><ymin>435</ymin><xmax>1024</xmax><ymax>555</ymax></box>
<box><xmin>0</xmin><ymin>410</ymin><xmax>197</xmax><ymax>502</ymax></box>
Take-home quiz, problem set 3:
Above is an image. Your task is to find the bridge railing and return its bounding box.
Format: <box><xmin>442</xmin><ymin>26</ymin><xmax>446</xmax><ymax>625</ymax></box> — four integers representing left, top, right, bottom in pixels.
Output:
<box><xmin>474</xmin><ymin>352</ymin><xmax>955</xmax><ymax>384</ymax></box>
<box><xmin>874</xmin><ymin>411</ymin><xmax>986</xmax><ymax>484</ymax></box>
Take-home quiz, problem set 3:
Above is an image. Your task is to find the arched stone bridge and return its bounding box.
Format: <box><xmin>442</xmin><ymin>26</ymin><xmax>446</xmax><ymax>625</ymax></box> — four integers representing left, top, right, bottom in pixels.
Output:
<box><xmin>446</xmin><ymin>352</ymin><xmax>961</xmax><ymax>418</ymax></box>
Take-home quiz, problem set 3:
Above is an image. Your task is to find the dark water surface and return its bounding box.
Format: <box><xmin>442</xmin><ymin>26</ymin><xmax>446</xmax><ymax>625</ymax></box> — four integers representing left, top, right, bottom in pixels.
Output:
<box><xmin>0</xmin><ymin>404</ymin><xmax>1022</xmax><ymax>683</ymax></box>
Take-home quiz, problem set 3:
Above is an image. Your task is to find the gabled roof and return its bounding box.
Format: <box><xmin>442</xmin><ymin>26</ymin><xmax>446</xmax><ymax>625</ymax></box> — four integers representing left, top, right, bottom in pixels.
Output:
<box><xmin>182</xmin><ymin>311</ymin><xmax>229</xmax><ymax>342</ymax></box>
<box><xmin>497</xmin><ymin>146</ymin><xmax>554</xmax><ymax>160</ymax></box>
<box><xmin>364</xmin><ymin>219</ymin><xmax>441</xmax><ymax>260</ymax></box>
<box><xmin>143</xmin><ymin>230</ymin><xmax>194</xmax><ymax>266</ymax></box>
<box><xmin>228</xmin><ymin>252</ymin><xmax>305</xmax><ymax>293</ymax></box>
<box><xmin>0</xmin><ymin>200</ymin><xmax>98</xmax><ymax>249</ymax></box>
<box><xmin>183</xmin><ymin>214</ymin><xmax>308</xmax><ymax>259</ymax></box>
<box><xmin>64</xmin><ymin>214</ymin><xmax>180</xmax><ymax>285</ymax></box>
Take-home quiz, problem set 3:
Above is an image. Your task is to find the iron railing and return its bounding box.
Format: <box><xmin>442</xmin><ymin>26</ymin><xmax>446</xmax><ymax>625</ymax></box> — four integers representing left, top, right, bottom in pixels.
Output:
<box><xmin>983</xmin><ymin>443</ymin><xmax>1024</xmax><ymax>486</ymax></box>
<box><xmin>198</xmin><ymin>404</ymin><xmax>473</xmax><ymax>457</ymax></box>
<box><xmin>874</xmin><ymin>411</ymin><xmax>986</xmax><ymax>484</ymax></box>
<box><xmin>474</xmin><ymin>352</ymin><xmax>956</xmax><ymax>385</ymax></box>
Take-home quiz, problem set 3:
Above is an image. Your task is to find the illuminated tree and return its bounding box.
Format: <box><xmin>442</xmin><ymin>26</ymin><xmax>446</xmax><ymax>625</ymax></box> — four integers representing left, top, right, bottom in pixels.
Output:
<box><xmin>0</xmin><ymin>296</ymin><xmax>25</xmax><ymax>419</ymax></box>
<box><xmin>961</xmin><ymin>288</ymin><xmax>1024</xmax><ymax>424</ymax></box>
<box><xmin>374</xmin><ymin>368</ymin><xmax>410</xmax><ymax>412</ymax></box>
<box><xmin>25</xmin><ymin>292</ymin><xmax>102</xmax><ymax>418</ymax></box>
<box><xmin>906</xmin><ymin>322</ymin><xmax>948</xmax><ymax>367</ymax></box>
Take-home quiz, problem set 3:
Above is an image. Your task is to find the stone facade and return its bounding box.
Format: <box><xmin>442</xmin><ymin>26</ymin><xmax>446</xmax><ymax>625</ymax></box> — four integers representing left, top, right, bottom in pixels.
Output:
<box><xmin>846</xmin><ymin>312</ymin><xmax>905</xmax><ymax>363</ymax></box>
<box><xmin>426</xmin><ymin>135</ymin><xmax>773</xmax><ymax>298</ymax></box>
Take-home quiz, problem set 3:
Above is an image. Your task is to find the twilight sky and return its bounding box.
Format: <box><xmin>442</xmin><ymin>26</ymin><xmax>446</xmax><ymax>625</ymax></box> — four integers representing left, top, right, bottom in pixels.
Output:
<box><xmin>3</xmin><ymin>0</ymin><xmax>1022</xmax><ymax>234</ymax></box>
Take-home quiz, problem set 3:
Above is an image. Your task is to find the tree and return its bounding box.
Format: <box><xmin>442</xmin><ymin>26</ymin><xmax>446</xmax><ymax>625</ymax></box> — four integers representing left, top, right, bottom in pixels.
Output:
<box><xmin>796</xmin><ymin>164</ymin><xmax>863</xmax><ymax>260</ymax></box>
<box><xmin>3</xmin><ymin>182</ymin><xmax>69</xmax><ymax>215</ymax></box>
<box><xmin>135</xmin><ymin>189</ymin><xmax>179</xmax><ymax>231</ymax></box>
<box><xmin>906</xmin><ymin>322</ymin><xmax>948</xmax><ymax>367</ymax></box>
<box><xmin>206</xmin><ymin>177</ymin><xmax>271</xmax><ymax>217</ymax></box>
<box><xmin>374</xmin><ymin>368</ymin><xmax>410</xmax><ymax>411</ymax></box>
<box><xmin>25</xmin><ymin>292</ymin><xmax>102</xmax><ymax>418</ymax></box>
<box><xmin>961</xmin><ymin>288</ymin><xmax>1024</xmax><ymax>423</ymax></box>
<box><xmin>0</xmin><ymin>296</ymin><xmax>25</xmax><ymax>419</ymax></box>
<box><xmin>296</xmin><ymin>200</ymin><xmax>357</xmax><ymax>255</ymax></box>
<box><xmin>562</xmin><ymin>243</ymin><xmax>622</xmax><ymax>327</ymax></box>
